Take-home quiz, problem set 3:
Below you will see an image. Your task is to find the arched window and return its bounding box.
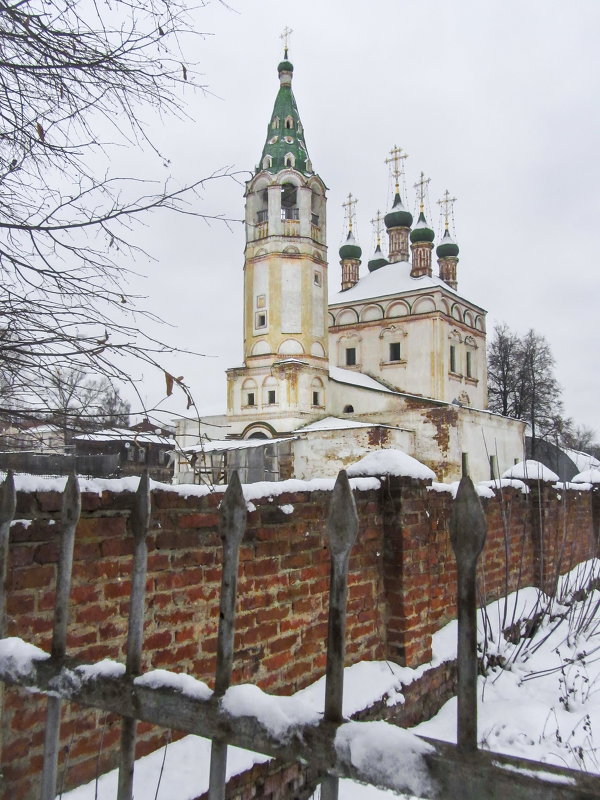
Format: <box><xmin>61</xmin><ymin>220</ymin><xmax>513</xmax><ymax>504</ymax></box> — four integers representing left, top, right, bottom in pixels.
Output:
<box><xmin>262</xmin><ymin>154</ymin><xmax>272</xmax><ymax>170</ymax></box>
<box><xmin>262</xmin><ymin>376</ymin><xmax>278</xmax><ymax>406</ymax></box>
<box><xmin>242</xmin><ymin>379</ymin><xmax>258</xmax><ymax>408</ymax></box>
<box><xmin>271</xmin><ymin>116</ymin><xmax>279</xmax><ymax>129</ymax></box>
<box><xmin>343</xmin><ymin>405</ymin><xmax>354</xmax><ymax>413</ymax></box>
<box><xmin>284</xmin><ymin>152</ymin><xmax>295</xmax><ymax>168</ymax></box>
<box><xmin>284</xmin><ymin>116</ymin><xmax>294</xmax><ymax>129</ymax></box>
<box><xmin>311</xmin><ymin>377</ymin><xmax>325</xmax><ymax>408</ymax></box>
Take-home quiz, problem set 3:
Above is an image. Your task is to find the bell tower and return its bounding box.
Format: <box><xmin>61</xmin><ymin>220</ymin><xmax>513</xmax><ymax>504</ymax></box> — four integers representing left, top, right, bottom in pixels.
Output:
<box><xmin>226</xmin><ymin>36</ymin><xmax>329</xmax><ymax>438</ymax></box>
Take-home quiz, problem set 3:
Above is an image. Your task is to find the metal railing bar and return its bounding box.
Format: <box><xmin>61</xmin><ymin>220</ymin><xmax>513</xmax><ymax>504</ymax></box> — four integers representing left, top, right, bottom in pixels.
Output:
<box><xmin>449</xmin><ymin>476</ymin><xmax>488</xmax><ymax>755</ymax></box>
<box><xmin>117</xmin><ymin>471</ymin><xmax>151</xmax><ymax>800</ymax></box>
<box><xmin>2</xmin><ymin>656</ymin><xmax>598</xmax><ymax>800</ymax></box>
<box><xmin>40</xmin><ymin>473</ymin><xmax>81</xmax><ymax>800</ymax></box>
<box><xmin>208</xmin><ymin>471</ymin><xmax>247</xmax><ymax>800</ymax></box>
<box><xmin>0</xmin><ymin>470</ymin><xmax>16</xmax><ymax>640</ymax></box>
<box><xmin>321</xmin><ymin>470</ymin><xmax>358</xmax><ymax>800</ymax></box>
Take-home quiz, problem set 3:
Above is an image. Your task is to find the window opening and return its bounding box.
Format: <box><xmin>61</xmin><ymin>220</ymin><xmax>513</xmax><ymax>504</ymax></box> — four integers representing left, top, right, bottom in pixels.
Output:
<box><xmin>247</xmin><ymin>392</ymin><xmax>255</xmax><ymax>407</ymax></box>
<box><xmin>285</xmin><ymin>117</ymin><xmax>293</xmax><ymax>129</ymax></box>
<box><xmin>490</xmin><ymin>455</ymin><xmax>498</xmax><ymax>480</ymax></box>
<box><xmin>312</xmin><ymin>391</ymin><xmax>320</xmax><ymax>406</ymax></box>
<box><xmin>255</xmin><ymin>312</ymin><xmax>267</xmax><ymax>329</ymax></box>
<box><xmin>389</xmin><ymin>342</ymin><xmax>401</xmax><ymax>361</ymax></box>
<box><xmin>343</xmin><ymin>405</ymin><xmax>354</xmax><ymax>413</ymax></box>
<box><xmin>466</xmin><ymin>351</ymin><xmax>473</xmax><ymax>378</ymax></box>
<box><xmin>345</xmin><ymin>347</ymin><xmax>356</xmax><ymax>367</ymax></box>
<box><xmin>450</xmin><ymin>344</ymin><xmax>457</xmax><ymax>373</ymax></box>
<box><xmin>267</xmin><ymin>390</ymin><xmax>276</xmax><ymax>405</ymax></box>
<box><xmin>314</xmin><ymin>271</ymin><xmax>322</xmax><ymax>287</ymax></box>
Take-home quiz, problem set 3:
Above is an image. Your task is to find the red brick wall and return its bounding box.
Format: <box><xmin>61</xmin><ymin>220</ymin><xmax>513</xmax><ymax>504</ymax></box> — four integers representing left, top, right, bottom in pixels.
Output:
<box><xmin>1</xmin><ymin>479</ymin><xmax>597</xmax><ymax>800</ymax></box>
<box><xmin>2</xmin><ymin>486</ymin><xmax>385</xmax><ymax>800</ymax></box>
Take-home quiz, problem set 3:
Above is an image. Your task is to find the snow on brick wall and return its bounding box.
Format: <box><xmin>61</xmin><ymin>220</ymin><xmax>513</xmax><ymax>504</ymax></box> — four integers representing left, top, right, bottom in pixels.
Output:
<box><xmin>2</xmin><ymin>479</ymin><xmax>598</xmax><ymax>800</ymax></box>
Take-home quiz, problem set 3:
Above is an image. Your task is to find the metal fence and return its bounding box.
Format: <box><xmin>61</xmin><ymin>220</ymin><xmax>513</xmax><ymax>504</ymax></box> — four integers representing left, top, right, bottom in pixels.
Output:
<box><xmin>0</xmin><ymin>451</ymin><xmax>119</xmax><ymax>478</ymax></box>
<box><xmin>0</xmin><ymin>470</ymin><xmax>599</xmax><ymax>799</ymax></box>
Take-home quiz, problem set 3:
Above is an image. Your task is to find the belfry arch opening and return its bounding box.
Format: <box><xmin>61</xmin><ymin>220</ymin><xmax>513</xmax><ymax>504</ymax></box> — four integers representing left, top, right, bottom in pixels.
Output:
<box><xmin>281</xmin><ymin>182</ymin><xmax>298</xmax><ymax>221</ymax></box>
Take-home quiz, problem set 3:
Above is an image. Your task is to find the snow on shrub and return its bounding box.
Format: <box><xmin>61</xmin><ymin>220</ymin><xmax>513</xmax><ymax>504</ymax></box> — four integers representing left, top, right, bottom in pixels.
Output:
<box><xmin>346</xmin><ymin>449</ymin><xmax>436</xmax><ymax>481</ymax></box>
<box><xmin>502</xmin><ymin>460</ymin><xmax>559</xmax><ymax>482</ymax></box>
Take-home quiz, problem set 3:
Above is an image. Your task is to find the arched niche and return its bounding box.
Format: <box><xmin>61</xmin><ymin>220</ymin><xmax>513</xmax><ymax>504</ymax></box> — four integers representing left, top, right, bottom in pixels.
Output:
<box><xmin>310</xmin><ymin>341</ymin><xmax>326</xmax><ymax>357</ymax></box>
<box><xmin>451</xmin><ymin>304</ymin><xmax>463</xmax><ymax>321</ymax></box>
<box><xmin>278</xmin><ymin>338</ymin><xmax>304</xmax><ymax>355</ymax></box>
<box><xmin>474</xmin><ymin>315</ymin><xmax>484</xmax><ymax>332</ymax></box>
<box><xmin>282</xmin><ymin>245</ymin><xmax>299</xmax><ymax>255</ymax></box>
<box><xmin>360</xmin><ymin>304</ymin><xmax>383</xmax><ymax>322</ymax></box>
<box><xmin>251</xmin><ymin>340</ymin><xmax>270</xmax><ymax>356</ymax></box>
<box><xmin>412</xmin><ymin>296</ymin><xmax>436</xmax><ymax>315</ymax></box>
<box><xmin>464</xmin><ymin>310</ymin><xmax>474</xmax><ymax>328</ymax></box>
<box><xmin>385</xmin><ymin>300</ymin><xmax>410</xmax><ymax>318</ymax></box>
<box><xmin>335</xmin><ymin>308</ymin><xmax>359</xmax><ymax>326</ymax></box>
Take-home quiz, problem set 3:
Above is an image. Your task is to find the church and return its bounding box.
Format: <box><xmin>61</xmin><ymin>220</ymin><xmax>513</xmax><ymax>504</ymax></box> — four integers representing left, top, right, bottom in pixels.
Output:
<box><xmin>174</xmin><ymin>45</ymin><xmax>524</xmax><ymax>485</ymax></box>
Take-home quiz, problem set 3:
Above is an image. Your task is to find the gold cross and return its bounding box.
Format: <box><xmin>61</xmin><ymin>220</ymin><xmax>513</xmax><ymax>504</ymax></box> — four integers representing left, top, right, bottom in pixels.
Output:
<box><xmin>437</xmin><ymin>190</ymin><xmax>457</xmax><ymax>230</ymax></box>
<box><xmin>385</xmin><ymin>144</ymin><xmax>408</xmax><ymax>191</ymax></box>
<box><xmin>370</xmin><ymin>210</ymin><xmax>384</xmax><ymax>245</ymax></box>
<box><xmin>280</xmin><ymin>26</ymin><xmax>293</xmax><ymax>58</ymax></box>
<box><xmin>342</xmin><ymin>192</ymin><xmax>358</xmax><ymax>232</ymax></box>
<box><xmin>414</xmin><ymin>171</ymin><xmax>431</xmax><ymax>212</ymax></box>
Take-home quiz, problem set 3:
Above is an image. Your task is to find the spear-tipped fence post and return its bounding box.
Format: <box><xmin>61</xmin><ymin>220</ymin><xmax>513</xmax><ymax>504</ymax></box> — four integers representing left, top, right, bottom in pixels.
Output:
<box><xmin>321</xmin><ymin>470</ymin><xmax>359</xmax><ymax>800</ymax></box>
<box><xmin>40</xmin><ymin>473</ymin><xmax>81</xmax><ymax>800</ymax></box>
<box><xmin>0</xmin><ymin>470</ymin><xmax>16</xmax><ymax>639</ymax></box>
<box><xmin>0</xmin><ymin>469</ymin><xmax>16</xmax><ymax>793</ymax></box>
<box><xmin>117</xmin><ymin>471</ymin><xmax>151</xmax><ymax>800</ymax></box>
<box><xmin>208</xmin><ymin>472</ymin><xmax>247</xmax><ymax>800</ymax></box>
<box><xmin>449</xmin><ymin>476</ymin><xmax>487</xmax><ymax>754</ymax></box>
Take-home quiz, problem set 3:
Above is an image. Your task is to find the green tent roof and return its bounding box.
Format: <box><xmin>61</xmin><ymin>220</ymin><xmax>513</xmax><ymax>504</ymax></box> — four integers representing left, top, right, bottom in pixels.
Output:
<box><xmin>257</xmin><ymin>61</ymin><xmax>313</xmax><ymax>175</ymax></box>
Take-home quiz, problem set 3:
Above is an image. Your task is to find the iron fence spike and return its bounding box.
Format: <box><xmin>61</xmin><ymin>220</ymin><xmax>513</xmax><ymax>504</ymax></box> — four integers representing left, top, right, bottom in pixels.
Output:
<box><xmin>326</xmin><ymin>470</ymin><xmax>358</xmax><ymax>558</ymax></box>
<box><xmin>0</xmin><ymin>469</ymin><xmax>16</xmax><ymax>526</ymax></box>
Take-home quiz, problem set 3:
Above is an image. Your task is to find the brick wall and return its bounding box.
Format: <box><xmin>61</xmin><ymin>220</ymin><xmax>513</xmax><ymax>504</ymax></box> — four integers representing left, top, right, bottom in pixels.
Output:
<box><xmin>1</xmin><ymin>477</ymin><xmax>597</xmax><ymax>800</ymax></box>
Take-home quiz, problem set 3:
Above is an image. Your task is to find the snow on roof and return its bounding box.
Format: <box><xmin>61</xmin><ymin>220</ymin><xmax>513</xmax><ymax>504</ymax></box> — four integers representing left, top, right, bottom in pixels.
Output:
<box><xmin>502</xmin><ymin>460</ymin><xmax>559</xmax><ymax>483</ymax></box>
<box><xmin>23</xmin><ymin>424</ymin><xmax>61</xmax><ymax>433</ymax></box>
<box><xmin>346</xmin><ymin>449</ymin><xmax>436</xmax><ymax>481</ymax></box>
<box><xmin>329</xmin><ymin>260</ymin><xmax>480</xmax><ymax>306</ymax></box>
<box><xmin>572</xmin><ymin>468</ymin><xmax>600</xmax><ymax>484</ymax></box>
<box><xmin>73</xmin><ymin>428</ymin><xmax>175</xmax><ymax>446</ymax></box>
<box><xmin>329</xmin><ymin>366</ymin><xmax>394</xmax><ymax>394</ymax></box>
<box><xmin>183</xmin><ymin>437</ymin><xmax>294</xmax><ymax>455</ymax></box>
<box><xmin>562</xmin><ymin>448</ymin><xmax>600</xmax><ymax>472</ymax></box>
<box><xmin>295</xmin><ymin>416</ymin><xmax>380</xmax><ymax>433</ymax></box>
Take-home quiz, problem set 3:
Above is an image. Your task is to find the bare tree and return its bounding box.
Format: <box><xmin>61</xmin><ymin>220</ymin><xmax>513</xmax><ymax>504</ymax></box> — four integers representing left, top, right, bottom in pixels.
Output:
<box><xmin>38</xmin><ymin>368</ymin><xmax>131</xmax><ymax>443</ymax></box>
<box><xmin>487</xmin><ymin>322</ymin><xmax>521</xmax><ymax>416</ymax></box>
<box><xmin>0</xmin><ymin>0</ymin><xmax>233</xmax><ymax>423</ymax></box>
<box><xmin>488</xmin><ymin>324</ymin><xmax>563</xmax><ymax>456</ymax></box>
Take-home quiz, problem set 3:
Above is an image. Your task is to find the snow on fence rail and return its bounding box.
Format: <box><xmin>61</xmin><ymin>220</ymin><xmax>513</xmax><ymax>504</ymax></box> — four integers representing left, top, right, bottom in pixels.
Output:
<box><xmin>0</xmin><ymin>469</ymin><xmax>599</xmax><ymax>800</ymax></box>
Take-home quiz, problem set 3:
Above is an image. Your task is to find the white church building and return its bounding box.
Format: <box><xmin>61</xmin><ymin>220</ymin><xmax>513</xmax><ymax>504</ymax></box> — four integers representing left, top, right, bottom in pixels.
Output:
<box><xmin>174</xmin><ymin>49</ymin><xmax>524</xmax><ymax>485</ymax></box>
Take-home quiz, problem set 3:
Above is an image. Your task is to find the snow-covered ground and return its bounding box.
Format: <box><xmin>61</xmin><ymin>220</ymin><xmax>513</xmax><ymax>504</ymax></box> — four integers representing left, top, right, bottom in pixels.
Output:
<box><xmin>60</xmin><ymin>560</ymin><xmax>600</xmax><ymax>800</ymax></box>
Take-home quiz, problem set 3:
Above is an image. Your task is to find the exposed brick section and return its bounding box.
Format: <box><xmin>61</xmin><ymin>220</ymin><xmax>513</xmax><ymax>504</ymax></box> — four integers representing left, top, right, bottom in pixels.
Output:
<box><xmin>1</xmin><ymin>480</ymin><xmax>597</xmax><ymax>800</ymax></box>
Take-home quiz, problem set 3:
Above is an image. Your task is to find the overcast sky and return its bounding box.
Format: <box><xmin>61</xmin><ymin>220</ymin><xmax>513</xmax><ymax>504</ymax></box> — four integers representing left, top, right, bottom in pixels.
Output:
<box><xmin>118</xmin><ymin>0</ymin><xmax>600</xmax><ymax>436</ymax></box>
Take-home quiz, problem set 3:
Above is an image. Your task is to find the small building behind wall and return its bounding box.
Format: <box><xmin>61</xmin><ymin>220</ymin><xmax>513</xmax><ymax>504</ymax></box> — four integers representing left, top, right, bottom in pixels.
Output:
<box><xmin>175</xmin><ymin>437</ymin><xmax>294</xmax><ymax>485</ymax></box>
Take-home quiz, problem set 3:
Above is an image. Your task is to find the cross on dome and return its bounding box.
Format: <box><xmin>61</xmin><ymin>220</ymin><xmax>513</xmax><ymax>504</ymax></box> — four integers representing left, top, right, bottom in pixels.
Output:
<box><xmin>370</xmin><ymin>210</ymin><xmax>384</xmax><ymax>246</ymax></box>
<box><xmin>342</xmin><ymin>192</ymin><xmax>358</xmax><ymax>232</ymax></box>
<box><xmin>280</xmin><ymin>26</ymin><xmax>293</xmax><ymax>59</ymax></box>
<box><xmin>414</xmin><ymin>171</ymin><xmax>431</xmax><ymax>212</ymax></box>
<box><xmin>385</xmin><ymin>144</ymin><xmax>408</xmax><ymax>192</ymax></box>
<box><xmin>437</xmin><ymin>190</ymin><xmax>457</xmax><ymax>231</ymax></box>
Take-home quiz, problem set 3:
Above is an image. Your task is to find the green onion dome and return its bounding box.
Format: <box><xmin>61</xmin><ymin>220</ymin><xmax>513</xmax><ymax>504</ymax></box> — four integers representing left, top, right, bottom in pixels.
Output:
<box><xmin>278</xmin><ymin>60</ymin><xmax>294</xmax><ymax>73</ymax></box>
<box><xmin>384</xmin><ymin>192</ymin><xmax>413</xmax><ymax>230</ymax></box>
<box><xmin>339</xmin><ymin>230</ymin><xmax>362</xmax><ymax>260</ymax></box>
<box><xmin>368</xmin><ymin>244</ymin><xmax>389</xmax><ymax>272</ymax></box>
<box><xmin>410</xmin><ymin>211</ymin><xmax>435</xmax><ymax>243</ymax></box>
<box><xmin>436</xmin><ymin>229</ymin><xmax>459</xmax><ymax>258</ymax></box>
